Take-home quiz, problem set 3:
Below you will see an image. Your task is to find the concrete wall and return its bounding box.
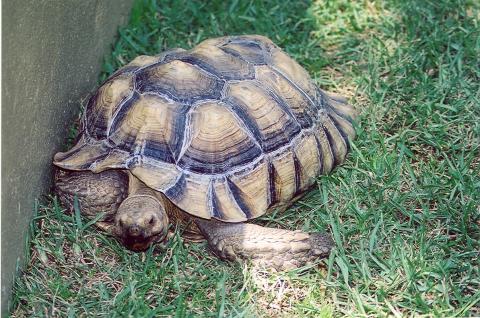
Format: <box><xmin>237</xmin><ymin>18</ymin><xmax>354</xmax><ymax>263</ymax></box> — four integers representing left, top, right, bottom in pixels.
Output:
<box><xmin>2</xmin><ymin>0</ymin><xmax>134</xmax><ymax>313</ymax></box>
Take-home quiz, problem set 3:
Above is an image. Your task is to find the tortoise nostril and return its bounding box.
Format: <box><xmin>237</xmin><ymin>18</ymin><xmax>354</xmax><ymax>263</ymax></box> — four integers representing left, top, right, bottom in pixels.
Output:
<box><xmin>149</xmin><ymin>216</ymin><xmax>155</xmax><ymax>225</ymax></box>
<box><xmin>128</xmin><ymin>225</ymin><xmax>141</xmax><ymax>237</ymax></box>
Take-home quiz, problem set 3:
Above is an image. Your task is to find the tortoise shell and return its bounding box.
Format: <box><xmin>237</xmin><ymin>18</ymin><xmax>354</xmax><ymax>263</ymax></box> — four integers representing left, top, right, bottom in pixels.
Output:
<box><xmin>54</xmin><ymin>35</ymin><xmax>356</xmax><ymax>222</ymax></box>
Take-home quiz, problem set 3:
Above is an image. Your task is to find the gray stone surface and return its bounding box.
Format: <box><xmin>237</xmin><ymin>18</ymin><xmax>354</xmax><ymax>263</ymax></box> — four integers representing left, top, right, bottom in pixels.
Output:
<box><xmin>2</xmin><ymin>0</ymin><xmax>134</xmax><ymax>313</ymax></box>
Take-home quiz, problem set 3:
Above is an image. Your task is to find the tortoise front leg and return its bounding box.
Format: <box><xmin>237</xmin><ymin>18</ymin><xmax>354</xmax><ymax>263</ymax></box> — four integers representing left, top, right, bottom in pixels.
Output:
<box><xmin>194</xmin><ymin>219</ymin><xmax>333</xmax><ymax>271</ymax></box>
<box><xmin>55</xmin><ymin>169</ymin><xmax>128</xmax><ymax>232</ymax></box>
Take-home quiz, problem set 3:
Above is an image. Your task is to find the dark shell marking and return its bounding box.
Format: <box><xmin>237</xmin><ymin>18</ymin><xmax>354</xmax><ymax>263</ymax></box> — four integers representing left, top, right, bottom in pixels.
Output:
<box><xmin>54</xmin><ymin>35</ymin><xmax>356</xmax><ymax>222</ymax></box>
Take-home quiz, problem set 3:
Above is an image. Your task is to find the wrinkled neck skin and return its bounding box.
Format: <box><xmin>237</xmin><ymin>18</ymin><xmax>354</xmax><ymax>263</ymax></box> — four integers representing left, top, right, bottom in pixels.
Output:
<box><xmin>127</xmin><ymin>172</ymin><xmax>158</xmax><ymax>197</ymax></box>
<box><xmin>114</xmin><ymin>173</ymin><xmax>170</xmax><ymax>251</ymax></box>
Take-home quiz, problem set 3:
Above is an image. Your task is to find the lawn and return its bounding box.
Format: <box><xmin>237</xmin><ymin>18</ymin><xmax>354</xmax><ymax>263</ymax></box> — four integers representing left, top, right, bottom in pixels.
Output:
<box><xmin>11</xmin><ymin>0</ymin><xmax>480</xmax><ymax>317</ymax></box>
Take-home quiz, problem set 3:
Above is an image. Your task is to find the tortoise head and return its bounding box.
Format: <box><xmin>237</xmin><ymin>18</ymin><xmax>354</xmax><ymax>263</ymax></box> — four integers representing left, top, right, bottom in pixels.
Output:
<box><xmin>113</xmin><ymin>194</ymin><xmax>169</xmax><ymax>251</ymax></box>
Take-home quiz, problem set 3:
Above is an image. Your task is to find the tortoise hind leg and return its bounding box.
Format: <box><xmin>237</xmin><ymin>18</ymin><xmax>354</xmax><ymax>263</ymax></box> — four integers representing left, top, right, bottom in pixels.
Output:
<box><xmin>55</xmin><ymin>169</ymin><xmax>128</xmax><ymax>232</ymax></box>
<box><xmin>194</xmin><ymin>218</ymin><xmax>333</xmax><ymax>271</ymax></box>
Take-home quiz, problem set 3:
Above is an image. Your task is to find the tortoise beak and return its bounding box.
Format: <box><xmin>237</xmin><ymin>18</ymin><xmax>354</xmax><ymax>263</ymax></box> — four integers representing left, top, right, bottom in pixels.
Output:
<box><xmin>120</xmin><ymin>227</ymin><xmax>169</xmax><ymax>252</ymax></box>
<box><xmin>125</xmin><ymin>240</ymin><xmax>152</xmax><ymax>252</ymax></box>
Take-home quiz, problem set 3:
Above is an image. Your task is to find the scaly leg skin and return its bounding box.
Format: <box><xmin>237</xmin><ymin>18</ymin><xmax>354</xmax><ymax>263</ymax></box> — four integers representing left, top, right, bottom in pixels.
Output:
<box><xmin>55</xmin><ymin>169</ymin><xmax>128</xmax><ymax>232</ymax></box>
<box><xmin>195</xmin><ymin>218</ymin><xmax>334</xmax><ymax>271</ymax></box>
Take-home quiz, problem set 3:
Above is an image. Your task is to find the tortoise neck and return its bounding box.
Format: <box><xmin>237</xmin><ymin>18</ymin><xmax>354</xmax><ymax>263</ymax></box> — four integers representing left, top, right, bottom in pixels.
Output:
<box><xmin>127</xmin><ymin>172</ymin><xmax>157</xmax><ymax>197</ymax></box>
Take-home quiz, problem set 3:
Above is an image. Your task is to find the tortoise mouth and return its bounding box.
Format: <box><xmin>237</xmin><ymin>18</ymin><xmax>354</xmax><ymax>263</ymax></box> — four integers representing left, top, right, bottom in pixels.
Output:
<box><xmin>121</xmin><ymin>230</ymin><xmax>168</xmax><ymax>252</ymax></box>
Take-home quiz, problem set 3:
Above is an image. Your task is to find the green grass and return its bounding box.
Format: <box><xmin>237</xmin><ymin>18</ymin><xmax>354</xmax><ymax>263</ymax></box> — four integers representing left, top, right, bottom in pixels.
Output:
<box><xmin>11</xmin><ymin>0</ymin><xmax>480</xmax><ymax>317</ymax></box>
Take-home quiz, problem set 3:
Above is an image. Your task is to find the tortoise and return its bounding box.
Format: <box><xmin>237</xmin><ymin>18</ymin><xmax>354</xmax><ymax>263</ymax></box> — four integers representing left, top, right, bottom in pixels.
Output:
<box><xmin>53</xmin><ymin>35</ymin><xmax>357</xmax><ymax>270</ymax></box>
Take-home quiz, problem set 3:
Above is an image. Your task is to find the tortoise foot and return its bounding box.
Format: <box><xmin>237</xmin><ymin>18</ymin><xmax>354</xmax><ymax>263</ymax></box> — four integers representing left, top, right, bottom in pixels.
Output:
<box><xmin>195</xmin><ymin>218</ymin><xmax>333</xmax><ymax>271</ymax></box>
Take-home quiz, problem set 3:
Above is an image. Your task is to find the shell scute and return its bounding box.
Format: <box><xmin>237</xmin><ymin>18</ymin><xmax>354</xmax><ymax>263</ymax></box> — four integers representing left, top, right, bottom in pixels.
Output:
<box><xmin>269</xmin><ymin>47</ymin><xmax>317</xmax><ymax>102</ymax></box>
<box><xmin>107</xmin><ymin>94</ymin><xmax>188</xmax><ymax>163</ymax></box>
<box><xmin>177</xmin><ymin>101</ymin><xmax>262</xmax><ymax>174</ymax></box>
<box><xmin>165</xmin><ymin>174</ymin><xmax>211</xmax><ymax>219</ymax></box>
<box><xmin>180</xmin><ymin>44</ymin><xmax>256</xmax><ymax>80</ymax></box>
<box><xmin>292</xmin><ymin>133</ymin><xmax>321</xmax><ymax>191</ymax></box>
<box><xmin>210</xmin><ymin>177</ymin><xmax>248</xmax><ymax>221</ymax></box>
<box><xmin>136</xmin><ymin>60</ymin><xmax>224</xmax><ymax>104</ymax></box>
<box><xmin>86</xmin><ymin>73</ymin><xmax>135</xmax><ymax>139</ymax></box>
<box><xmin>255</xmin><ymin>65</ymin><xmax>316</xmax><ymax>129</ymax></box>
<box><xmin>226</xmin><ymin>160</ymin><xmax>270</xmax><ymax>219</ymax></box>
<box><xmin>220</xmin><ymin>40</ymin><xmax>267</xmax><ymax>65</ymax></box>
<box><xmin>225</xmin><ymin>80</ymin><xmax>301</xmax><ymax>152</ymax></box>
<box><xmin>269</xmin><ymin>151</ymin><xmax>296</xmax><ymax>203</ymax></box>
